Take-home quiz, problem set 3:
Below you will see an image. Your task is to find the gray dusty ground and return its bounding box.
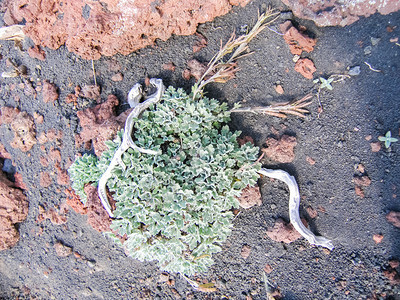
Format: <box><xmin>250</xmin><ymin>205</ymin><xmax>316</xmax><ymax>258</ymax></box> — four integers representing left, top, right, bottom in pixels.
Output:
<box><xmin>0</xmin><ymin>0</ymin><xmax>400</xmax><ymax>299</ymax></box>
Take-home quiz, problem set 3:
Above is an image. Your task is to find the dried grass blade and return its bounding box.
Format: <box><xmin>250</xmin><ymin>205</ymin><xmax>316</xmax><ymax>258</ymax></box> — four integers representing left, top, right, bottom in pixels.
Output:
<box><xmin>0</xmin><ymin>25</ymin><xmax>25</xmax><ymax>41</ymax></box>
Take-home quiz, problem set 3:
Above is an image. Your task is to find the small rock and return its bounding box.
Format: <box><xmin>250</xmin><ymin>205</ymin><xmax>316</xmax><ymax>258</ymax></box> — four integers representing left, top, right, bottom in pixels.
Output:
<box><xmin>162</xmin><ymin>62</ymin><xmax>176</xmax><ymax>72</ymax></box>
<box><xmin>389</xmin><ymin>260</ymin><xmax>399</xmax><ymax>269</ymax></box>
<box><xmin>354</xmin><ymin>185</ymin><xmax>365</xmax><ymax>198</ymax></box>
<box><xmin>373</xmin><ymin>234</ymin><xmax>383</xmax><ymax>244</ymax></box>
<box><xmin>364</xmin><ymin>46</ymin><xmax>372</xmax><ymax>55</ymax></box>
<box><xmin>241</xmin><ymin>244</ymin><xmax>251</xmax><ymax>259</ymax></box>
<box><xmin>279</xmin><ymin>21</ymin><xmax>316</xmax><ymax>55</ymax></box>
<box><xmin>27</xmin><ymin>45</ymin><xmax>46</xmax><ymax>61</ymax></box>
<box><xmin>33</xmin><ymin>112</ymin><xmax>44</xmax><ymax>124</ymax></box>
<box><xmin>193</xmin><ymin>32</ymin><xmax>207</xmax><ymax>53</ymax></box>
<box><xmin>356</xmin><ymin>164</ymin><xmax>365</xmax><ymax>173</ymax></box>
<box><xmin>386</xmin><ymin>211</ymin><xmax>400</xmax><ymax>228</ymax></box>
<box><xmin>263</xmin><ymin>264</ymin><xmax>273</xmax><ymax>274</ymax></box>
<box><xmin>371</xmin><ymin>37</ymin><xmax>381</xmax><ymax>46</ymax></box>
<box><xmin>294</xmin><ymin>58</ymin><xmax>316</xmax><ymax>79</ymax></box>
<box><xmin>353</xmin><ymin>175</ymin><xmax>371</xmax><ymax>187</ymax></box>
<box><xmin>186</xmin><ymin>59</ymin><xmax>207</xmax><ymax>81</ymax></box>
<box><xmin>238</xmin><ymin>185</ymin><xmax>262</xmax><ymax>209</ymax></box>
<box><xmin>348</xmin><ymin>66</ymin><xmax>361</xmax><ymax>76</ymax></box>
<box><xmin>237</xmin><ymin>136</ymin><xmax>254</xmax><ymax>146</ymax></box>
<box><xmin>39</xmin><ymin>172</ymin><xmax>52</xmax><ymax>188</ymax></box>
<box><xmin>365</xmin><ymin>135</ymin><xmax>372</xmax><ymax>141</ymax></box>
<box><xmin>87</xmin><ymin>260</ymin><xmax>96</xmax><ymax>268</ymax></box>
<box><xmin>80</xmin><ymin>85</ymin><xmax>101</xmax><ymax>101</ymax></box>
<box><xmin>266</xmin><ymin>218</ymin><xmax>305</xmax><ymax>244</ymax></box>
<box><xmin>306</xmin><ymin>206</ymin><xmax>318</xmax><ymax>218</ymax></box>
<box><xmin>262</xmin><ymin>135</ymin><xmax>297</xmax><ymax>163</ymax></box>
<box><xmin>54</xmin><ymin>241</ymin><xmax>73</xmax><ymax>257</ymax></box>
<box><xmin>275</xmin><ymin>84</ymin><xmax>284</xmax><ymax>94</ymax></box>
<box><xmin>159</xmin><ymin>273</ymin><xmax>170</xmax><ymax>282</ymax></box>
<box><xmin>111</xmin><ymin>73</ymin><xmax>123</xmax><ymax>82</ymax></box>
<box><xmin>306</xmin><ymin>156</ymin><xmax>316</xmax><ymax>165</ymax></box>
<box><xmin>42</xmin><ymin>80</ymin><xmax>59</xmax><ymax>103</ymax></box>
<box><xmin>370</xmin><ymin>142</ymin><xmax>381</xmax><ymax>152</ymax></box>
<box><xmin>182</xmin><ymin>69</ymin><xmax>191</xmax><ymax>80</ymax></box>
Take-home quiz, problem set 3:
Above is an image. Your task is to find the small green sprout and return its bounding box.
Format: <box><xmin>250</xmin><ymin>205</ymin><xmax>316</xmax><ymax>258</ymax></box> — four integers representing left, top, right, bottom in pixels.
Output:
<box><xmin>378</xmin><ymin>131</ymin><xmax>398</xmax><ymax>148</ymax></box>
<box><xmin>313</xmin><ymin>77</ymin><xmax>334</xmax><ymax>90</ymax></box>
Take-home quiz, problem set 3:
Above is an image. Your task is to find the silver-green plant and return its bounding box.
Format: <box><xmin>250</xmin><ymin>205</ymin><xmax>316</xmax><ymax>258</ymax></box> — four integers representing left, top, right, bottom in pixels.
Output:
<box><xmin>69</xmin><ymin>87</ymin><xmax>260</xmax><ymax>276</ymax></box>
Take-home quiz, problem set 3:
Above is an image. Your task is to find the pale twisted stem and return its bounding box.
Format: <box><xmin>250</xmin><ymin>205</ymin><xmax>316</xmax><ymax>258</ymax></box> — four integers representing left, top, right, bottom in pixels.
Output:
<box><xmin>98</xmin><ymin>78</ymin><xmax>165</xmax><ymax>218</ymax></box>
<box><xmin>259</xmin><ymin>168</ymin><xmax>334</xmax><ymax>250</ymax></box>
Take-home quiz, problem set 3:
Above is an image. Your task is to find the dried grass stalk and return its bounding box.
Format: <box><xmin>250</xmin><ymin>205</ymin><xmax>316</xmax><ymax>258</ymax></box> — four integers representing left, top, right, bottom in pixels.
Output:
<box><xmin>192</xmin><ymin>8</ymin><xmax>279</xmax><ymax>99</ymax></box>
<box><xmin>230</xmin><ymin>94</ymin><xmax>313</xmax><ymax>118</ymax></box>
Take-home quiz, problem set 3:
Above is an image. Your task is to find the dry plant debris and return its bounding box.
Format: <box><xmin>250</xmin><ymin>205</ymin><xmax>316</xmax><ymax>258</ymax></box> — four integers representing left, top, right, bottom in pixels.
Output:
<box><xmin>231</xmin><ymin>94</ymin><xmax>313</xmax><ymax>118</ymax></box>
<box><xmin>191</xmin><ymin>9</ymin><xmax>279</xmax><ymax>98</ymax></box>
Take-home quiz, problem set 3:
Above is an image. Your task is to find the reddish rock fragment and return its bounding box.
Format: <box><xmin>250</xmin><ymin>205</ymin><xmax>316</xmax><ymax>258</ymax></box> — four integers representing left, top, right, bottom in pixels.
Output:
<box><xmin>39</xmin><ymin>172</ymin><xmax>52</xmax><ymax>188</ymax></box>
<box><xmin>84</xmin><ymin>184</ymin><xmax>112</xmax><ymax>232</ymax></box>
<box><xmin>182</xmin><ymin>69</ymin><xmax>191</xmax><ymax>80</ymax></box>
<box><xmin>55</xmin><ymin>162</ymin><xmax>70</xmax><ymax>186</ymax></box>
<box><xmin>237</xmin><ymin>136</ymin><xmax>254</xmax><ymax>146</ymax></box>
<box><xmin>75</xmin><ymin>95</ymin><xmax>127</xmax><ymax>156</ymax></box>
<box><xmin>0</xmin><ymin>143</ymin><xmax>12</xmax><ymax>160</ymax></box>
<box><xmin>383</xmin><ymin>267</ymin><xmax>400</xmax><ymax>285</ymax></box>
<box><xmin>280</xmin><ymin>21</ymin><xmax>316</xmax><ymax>55</ymax></box>
<box><xmin>294</xmin><ymin>58</ymin><xmax>316</xmax><ymax>80</ymax></box>
<box><xmin>1</xmin><ymin>108</ymin><xmax>37</xmax><ymax>152</ymax></box>
<box><xmin>33</xmin><ymin>112</ymin><xmax>44</xmax><ymax>124</ymax></box>
<box><xmin>281</xmin><ymin>0</ymin><xmax>400</xmax><ymax>27</ymax></box>
<box><xmin>41</xmin><ymin>80</ymin><xmax>59</xmax><ymax>103</ymax></box>
<box><xmin>373</xmin><ymin>234</ymin><xmax>384</xmax><ymax>244</ymax></box>
<box><xmin>0</xmin><ymin>171</ymin><xmax>29</xmax><ymax>250</ymax></box>
<box><xmin>306</xmin><ymin>206</ymin><xmax>318</xmax><ymax>219</ymax></box>
<box><xmin>370</xmin><ymin>142</ymin><xmax>381</xmax><ymax>152</ymax></box>
<box><xmin>54</xmin><ymin>241</ymin><xmax>72</xmax><ymax>257</ymax></box>
<box><xmin>5</xmin><ymin>0</ymin><xmax>251</xmax><ymax>60</ymax></box>
<box><xmin>37</xmin><ymin>206</ymin><xmax>67</xmax><ymax>225</ymax></box>
<box><xmin>354</xmin><ymin>185</ymin><xmax>365</xmax><ymax>198</ymax></box>
<box><xmin>353</xmin><ymin>175</ymin><xmax>371</xmax><ymax>187</ymax></box>
<box><xmin>238</xmin><ymin>185</ymin><xmax>262</xmax><ymax>209</ymax></box>
<box><xmin>111</xmin><ymin>73</ymin><xmax>124</xmax><ymax>82</ymax></box>
<box><xmin>13</xmin><ymin>173</ymin><xmax>27</xmax><ymax>190</ymax></box>
<box><xmin>193</xmin><ymin>33</ymin><xmax>208</xmax><ymax>53</ymax></box>
<box><xmin>49</xmin><ymin>148</ymin><xmax>62</xmax><ymax>162</ymax></box>
<box><xmin>264</xmin><ymin>264</ymin><xmax>273</xmax><ymax>274</ymax></box>
<box><xmin>162</xmin><ymin>62</ymin><xmax>176</xmax><ymax>72</ymax></box>
<box><xmin>266</xmin><ymin>218</ymin><xmax>304</xmax><ymax>244</ymax></box>
<box><xmin>306</xmin><ymin>156</ymin><xmax>316</xmax><ymax>165</ymax></box>
<box><xmin>240</xmin><ymin>244</ymin><xmax>251</xmax><ymax>259</ymax></box>
<box><xmin>0</xmin><ymin>106</ymin><xmax>20</xmax><ymax>125</ymax></box>
<box><xmin>186</xmin><ymin>59</ymin><xmax>208</xmax><ymax>81</ymax></box>
<box><xmin>80</xmin><ymin>85</ymin><xmax>101</xmax><ymax>102</ymax></box>
<box><xmin>275</xmin><ymin>84</ymin><xmax>284</xmax><ymax>94</ymax></box>
<box><xmin>386</xmin><ymin>211</ymin><xmax>400</xmax><ymax>228</ymax></box>
<box><xmin>64</xmin><ymin>188</ymin><xmax>87</xmax><ymax>215</ymax></box>
<box><xmin>262</xmin><ymin>135</ymin><xmax>297</xmax><ymax>163</ymax></box>
<box><xmin>389</xmin><ymin>260</ymin><xmax>400</xmax><ymax>269</ymax></box>
<box><xmin>27</xmin><ymin>45</ymin><xmax>46</xmax><ymax>61</ymax></box>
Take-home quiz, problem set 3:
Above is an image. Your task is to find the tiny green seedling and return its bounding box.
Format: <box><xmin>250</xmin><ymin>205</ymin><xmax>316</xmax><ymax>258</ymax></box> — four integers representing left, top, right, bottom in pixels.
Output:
<box><xmin>378</xmin><ymin>131</ymin><xmax>398</xmax><ymax>148</ymax></box>
<box><xmin>313</xmin><ymin>77</ymin><xmax>334</xmax><ymax>90</ymax></box>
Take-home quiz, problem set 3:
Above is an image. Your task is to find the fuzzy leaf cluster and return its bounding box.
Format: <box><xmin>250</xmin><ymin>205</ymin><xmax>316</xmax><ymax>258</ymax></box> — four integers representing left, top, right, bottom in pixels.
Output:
<box><xmin>69</xmin><ymin>86</ymin><xmax>260</xmax><ymax>276</ymax></box>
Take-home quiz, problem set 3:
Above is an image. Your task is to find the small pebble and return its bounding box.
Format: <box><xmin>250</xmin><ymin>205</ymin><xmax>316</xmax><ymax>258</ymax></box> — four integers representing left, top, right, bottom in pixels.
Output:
<box><xmin>348</xmin><ymin>66</ymin><xmax>361</xmax><ymax>76</ymax></box>
<box><xmin>371</xmin><ymin>37</ymin><xmax>381</xmax><ymax>46</ymax></box>
<box><xmin>364</xmin><ymin>46</ymin><xmax>372</xmax><ymax>55</ymax></box>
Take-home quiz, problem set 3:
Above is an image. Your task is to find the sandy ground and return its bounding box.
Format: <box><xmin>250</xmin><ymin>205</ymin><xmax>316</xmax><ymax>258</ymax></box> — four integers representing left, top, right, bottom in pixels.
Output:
<box><xmin>0</xmin><ymin>0</ymin><xmax>400</xmax><ymax>299</ymax></box>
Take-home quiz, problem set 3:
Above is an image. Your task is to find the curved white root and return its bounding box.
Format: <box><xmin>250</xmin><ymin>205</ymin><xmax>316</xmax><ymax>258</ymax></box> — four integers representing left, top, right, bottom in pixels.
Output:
<box><xmin>258</xmin><ymin>168</ymin><xmax>334</xmax><ymax>250</ymax></box>
<box><xmin>98</xmin><ymin>78</ymin><xmax>165</xmax><ymax>218</ymax></box>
